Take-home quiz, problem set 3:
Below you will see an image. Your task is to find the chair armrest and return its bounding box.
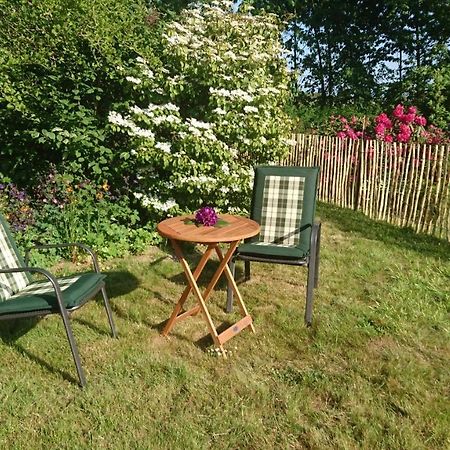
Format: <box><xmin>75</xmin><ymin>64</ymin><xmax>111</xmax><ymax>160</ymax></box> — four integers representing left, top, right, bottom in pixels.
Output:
<box><xmin>25</xmin><ymin>243</ymin><xmax>100</xmax><ymax>273</ymax></box>
<box><xmin>0</xmin><ymin>266</ymin><xmax>66</xmax><ymax>312</ymax></box>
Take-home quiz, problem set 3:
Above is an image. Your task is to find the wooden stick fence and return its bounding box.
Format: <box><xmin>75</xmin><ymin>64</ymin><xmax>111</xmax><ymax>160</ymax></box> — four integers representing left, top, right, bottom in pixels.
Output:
<box><xmin>284</xmin><ymin>134</ymin><xmax>450</xmax><ymax>242</ymax></box>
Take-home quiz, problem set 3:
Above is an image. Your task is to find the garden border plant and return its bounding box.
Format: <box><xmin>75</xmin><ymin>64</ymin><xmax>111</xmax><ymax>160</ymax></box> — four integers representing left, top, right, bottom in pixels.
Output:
<box><xmin>108</xmin><ymin>0</ymin><xmax>294</xmax><ymax>219</ymax></box>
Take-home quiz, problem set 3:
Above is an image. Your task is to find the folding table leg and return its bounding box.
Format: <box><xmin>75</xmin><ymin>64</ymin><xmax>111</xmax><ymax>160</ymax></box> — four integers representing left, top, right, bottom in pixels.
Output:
<box><xmin>215</xmin><ymin>245</ymin><xmax>256</xmax><ymax>334</ymax></box>
<box><xmin>162</xmin><ymin>242</ymin><xmax>214</xmax><ymax>336</ymax></box>
<box><xmin>162</xmin><ymin>240</ymin><xmax>223</xmax><ymax>351</ymax></box>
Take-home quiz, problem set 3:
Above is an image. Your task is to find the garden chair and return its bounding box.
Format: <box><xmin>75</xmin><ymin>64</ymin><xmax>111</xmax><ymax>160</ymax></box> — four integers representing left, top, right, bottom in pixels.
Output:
<box><xmin>226</xmin><ymin>165</ymin><xmax>321</xmax><ymax>325</ymax></box>
<box><xmin>0</xmin><ymin>212</ymin><xmax>116</xmax><ymax>387</ymax></box>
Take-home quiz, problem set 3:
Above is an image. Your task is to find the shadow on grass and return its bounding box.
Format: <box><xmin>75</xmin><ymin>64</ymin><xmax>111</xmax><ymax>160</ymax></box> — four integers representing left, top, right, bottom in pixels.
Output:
<box><xmin>317</xmin><ymin>202</ymin><xmax>450</xmax><ymax>260</ymax></box>
<box><xmin>153</xmin><ymin>316</ymin><xmax>233</xmax><ymax>351</ymax></box>
<box><xmin>0</xmin><ymin>270</ymin><xmax>138</xmax><ymax>385</ymax></box>
<box><xmin>167</xmin><ymin>259</ymin><xmax>230</xmax><ymax>290</ymax></box>
<box><xmin>103</xmin><ymin>270</ymin><xmax>141</xmax><ymax>299</ymax></box>
<box><xmin>158</xmin><ymin>242</ymin><xmax>234</xmax><ymax>291</ymax></box>
<box><xmin>0</xmin><ymin>318</ymin><xmax>79</xmax><ymax>385</ymax></box>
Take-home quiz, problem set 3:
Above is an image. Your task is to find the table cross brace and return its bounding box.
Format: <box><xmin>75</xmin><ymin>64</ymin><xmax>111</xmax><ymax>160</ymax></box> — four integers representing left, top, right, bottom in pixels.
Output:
<box><xmin>162</xmin><ymin>239</ymin><xmax>254</xmax><ymax>353</ymax></box>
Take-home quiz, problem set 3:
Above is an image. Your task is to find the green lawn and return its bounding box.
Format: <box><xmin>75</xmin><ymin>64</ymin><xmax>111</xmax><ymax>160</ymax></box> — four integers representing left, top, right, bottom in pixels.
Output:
<box><xmin>0</xmin><ymin>203</ymin><xmax>449</xmax><ymax>449</ymax></box>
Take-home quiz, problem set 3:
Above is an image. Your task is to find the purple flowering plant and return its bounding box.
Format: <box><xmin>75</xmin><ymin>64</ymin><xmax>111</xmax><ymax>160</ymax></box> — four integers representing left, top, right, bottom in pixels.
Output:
<box><xmin>0</xmin><ymin>183</ymin><xmax>34</xmax><ymax>232</ymax></box>
<box><xmin>195</xmin><ymin>206</ymin><xmax>218</xmax><ymax>226</ymax></box>
<box><xmin>184</xmin><ymin>206</ymin><xmax>228</xmax><ymax>228</ymax></box>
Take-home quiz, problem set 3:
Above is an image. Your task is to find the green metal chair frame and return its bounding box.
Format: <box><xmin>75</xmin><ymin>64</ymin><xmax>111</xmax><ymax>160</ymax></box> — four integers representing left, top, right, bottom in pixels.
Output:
<box><xmin>0</xmin><ymin>213</ymin><xmax>117</xmax><ymax>387</ymax></box>
<box><xmin>226</xmin><ymin>165</ymin><xmax>321</xmax><ymax>325</ymax></box>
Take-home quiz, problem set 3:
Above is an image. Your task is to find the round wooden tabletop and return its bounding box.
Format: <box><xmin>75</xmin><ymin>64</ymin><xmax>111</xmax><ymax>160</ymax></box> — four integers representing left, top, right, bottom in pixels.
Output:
<box><xmin>157</xmin><ymin>214</ymin><xmax>260</xmax><ymax>244</ymax></box>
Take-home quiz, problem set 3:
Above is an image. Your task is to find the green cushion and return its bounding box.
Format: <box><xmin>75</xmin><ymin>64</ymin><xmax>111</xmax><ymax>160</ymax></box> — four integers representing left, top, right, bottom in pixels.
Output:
<box><xmin>244</xmin><ymin>166</ymin><xmax>319</xmax><ymax>258</ymax></box>
<box><xmin>238</xmin><ymin>241</ymin><xmax>309</xmax><ymax>260</ymax></box>
<box><xmin>0</xmin><ymin>272</ymin><xmax>106</xmax><ymax>316</ymax></box>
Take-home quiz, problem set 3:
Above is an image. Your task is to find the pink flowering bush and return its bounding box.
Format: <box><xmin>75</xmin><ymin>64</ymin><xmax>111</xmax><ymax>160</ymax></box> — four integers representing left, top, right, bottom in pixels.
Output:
<box><xmin>331</xmin><ymin>105</ymin><xmax>449</xmax><ymax>144</ymax></box>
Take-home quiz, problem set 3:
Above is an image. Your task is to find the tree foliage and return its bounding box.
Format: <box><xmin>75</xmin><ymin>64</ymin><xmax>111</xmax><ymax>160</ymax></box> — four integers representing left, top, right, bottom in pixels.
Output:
<box><xmin>0</xmin><ymin>0</ymin><xmax>160</xmax><ymax>187</ymax></box>
<box><xmin>249</xmin><ymin>0</ymin><xmax>450</xmax><ymax>129</ymax></box>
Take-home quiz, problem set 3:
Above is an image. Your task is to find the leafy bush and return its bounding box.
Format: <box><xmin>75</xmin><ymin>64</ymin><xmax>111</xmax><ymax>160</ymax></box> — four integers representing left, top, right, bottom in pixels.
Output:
<box><xmin>109</xmin><ymin>0</ymin><xmax>293</xmax><ymax>217</ymax></box>
<box><xmin>0</xmin><ymin>171</ymin><xmax>158</xmax><ymax>264</ymax></box>
<box><xmin>0</xmin><ymin>183</ymin><xmax>34</xmax><ymax>232</ymax></box>
<box><xmin>0</xmin><ymin>0</ymin><xmax>165</xmax><ymax>260</ymax></box>
<box><xmin>0</xmin><ymin>0</ymin><xmax>160</xmax><ymax>188</ymax></box>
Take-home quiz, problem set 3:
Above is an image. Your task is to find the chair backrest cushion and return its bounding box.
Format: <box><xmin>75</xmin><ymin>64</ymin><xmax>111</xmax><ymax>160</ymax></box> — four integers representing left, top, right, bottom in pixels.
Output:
<box><xmin>249</xmin><ymin>166</ymin><xmax>319</xmax><ymax>256</ymax></box>
<box><xmin>259</xmin><ymin>175</ymin><xmax>304</xmax><ymax>246</ymax></box>
<box><xmin>0</xmin><ymin>214</ymin><xmax>31</xmax><ymax>301</ymax></box>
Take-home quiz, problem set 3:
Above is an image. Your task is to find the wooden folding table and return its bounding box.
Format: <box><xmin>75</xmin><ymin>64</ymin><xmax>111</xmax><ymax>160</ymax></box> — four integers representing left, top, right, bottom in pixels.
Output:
<box><xmin>157</xmin><ymin>214</ymin><xmax>260</xmax><ymax>354</ymax></box>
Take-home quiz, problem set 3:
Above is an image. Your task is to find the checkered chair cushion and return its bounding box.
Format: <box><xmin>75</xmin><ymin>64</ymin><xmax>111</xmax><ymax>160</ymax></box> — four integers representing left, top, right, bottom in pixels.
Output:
<box><xmin>256</xmin><ymin>175</ymin><xmax>305</xmax><ymax>247</ymax></box>
<box><xmin>237</xmin><ymin>166</ymin><xmax>319</xmax><ymax>260</ymax></box>
<box><xmin>17</xmin><ymin>275</ymin><xmax>83</xmax><ymax>296</ymax></box>
<box><xmin>0</xmin><ymin>217</ymin><xmax>30</xmax><ymax>301</ymax></box>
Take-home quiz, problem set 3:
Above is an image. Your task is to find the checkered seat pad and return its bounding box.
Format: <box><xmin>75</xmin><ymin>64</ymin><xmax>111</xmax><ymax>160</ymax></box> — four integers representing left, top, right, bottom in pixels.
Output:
<box><xmin>17</xmin><ymin>275</ymin><xmax>83</xmax><ymax>296</ymax></box>
<box><xmin>256</xmin><ymin>175</ymin><xmax>305</xmax><ymax>248</ymax></box>
<box><xmin>0</xmin><ymin>219</ymin><xmax>30</xmax><ymax>301</ymax></box>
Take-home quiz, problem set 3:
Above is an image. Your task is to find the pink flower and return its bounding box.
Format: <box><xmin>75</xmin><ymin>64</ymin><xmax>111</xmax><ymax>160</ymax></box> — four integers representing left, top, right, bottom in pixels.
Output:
<box><xmin>399</xmin><ymin>123</ymin><xmax>411</xmax><ymax>135</ymax></box>
<box><xmin>346</xmin><ymin>128</ymin><xmax>358</xmax><ymax>140</ymax></box>
<box><xmin>396</xmin><ymin>133</ymin><xmax>410</xmax><ymax>142</ymax></box>
<box><xmin>402</xmin><ymin>113</ymin><xmax>416</xmax><ymax>124</ymax></box>
<box><xmin>339</xmin><ymin>116</ymin><xmax>347</xmax><ymax>124</ymax></box>
<box><xmin>336</xmin><ymin>131</ymin><xmax>346</xmax><ymax>138</ymax></box>
<box><xmin>384</xmin><ymin>134</ymin><xmax>393</xmax><ymax>143</ymax></box>
<box><xmin>393</xmin><ymin>104</ymin><xmax>404</xmax><ymax>119</ymax></box>
<box><xmin>407</xmin><ymin>106</ymin><xmax>417</xmax><ymax>114</ymax></box>
<box><xmin>195</xmin><ymin>206</ymin><xmax>218</xmax><ymax>226</ymax></box>
<box><xmin>415</xmin><ymin>116</ymin><xmax>427</xmax><ymax>126</ymax></box>
<box><xmin>376</xmin><ymin>113</ymin><xmax>392</xmax><ymax>128</ymax></box>
<box><xmin>374</xmin><ymin>123</ymin><xmax>386</xmax><ymax>136</ymax></box>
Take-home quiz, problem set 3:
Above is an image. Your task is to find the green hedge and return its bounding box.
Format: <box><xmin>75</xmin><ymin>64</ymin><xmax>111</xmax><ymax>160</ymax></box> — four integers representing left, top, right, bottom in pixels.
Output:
<box><xmin>0</xmin><ymin>0</ymin><xmax>160</xmax><ymax>188</ymax></box>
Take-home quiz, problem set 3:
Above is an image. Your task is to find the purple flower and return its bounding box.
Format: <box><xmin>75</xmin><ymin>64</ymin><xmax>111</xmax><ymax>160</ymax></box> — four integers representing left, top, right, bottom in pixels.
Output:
<box><xmin>195</xmin><ymin>206</ymin><xmax>218</xmax><ymax>227</ymax></box>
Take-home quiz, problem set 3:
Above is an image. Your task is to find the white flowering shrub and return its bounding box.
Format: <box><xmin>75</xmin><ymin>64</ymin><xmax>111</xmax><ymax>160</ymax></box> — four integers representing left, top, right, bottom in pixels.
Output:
<box><xmin>109</xmin><ymin>0</ymin><xmax>293</xmax><ymax>216</ymax></box>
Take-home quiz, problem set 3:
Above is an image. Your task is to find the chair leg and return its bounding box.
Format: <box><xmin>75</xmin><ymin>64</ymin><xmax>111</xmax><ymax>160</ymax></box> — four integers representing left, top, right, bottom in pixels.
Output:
<box><xmin>314</xmin><ymin>223</ymin><xmax>321</xmax><ymax>288</ymax></box>
<box><xmin>305</xmin><ymin>221</ymin><xmax>320</xmax><ymax>324</ymax></box>
<box><xmin>244</xmin><ymin>260</ymin><xmax>251</xmax><ymax>280</ymax></box>
<box><xmin>305</xmin><ymin>262</ymin><xmax>316</xmax><ymax>326</ymax></box>
<box><xmin>59</xmin><ymin>311</ymin><xmax>87</xmax><ymax>387</ymax></box>
<box><xmin>101</xmin><ymin>286</ymin><xmax>117</xmax><ymax>338</ymax></box>
<box><xmin>226</xmin><ymin>259</ymin><xmax>236</xmax><ymax>313</ymax></box>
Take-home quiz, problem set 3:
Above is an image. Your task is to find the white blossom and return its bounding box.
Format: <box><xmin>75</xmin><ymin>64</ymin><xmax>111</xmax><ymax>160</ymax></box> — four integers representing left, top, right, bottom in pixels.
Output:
<box><xmin>129</xmin><ymin>126</ymin><xmax>154</xmax><ymax>139</ymax></box>
<box><xmin>143</xmin><ymin>68</ymin><xmax>154</xmax><ymax>78</ymax></box>
<box><xmin>187</xmin><ymin>118</ymin><xmax>212</xmax><ymax>129</ymax></box>
<box><xmin>155</xmin><ymin>142</ymin><xmax>171</xmax><ymax>153</ymax></box>
<box><xmin>108</xmin><ymin>111</ymin><xmax>135</xmax><ymax>129</ymax></box>
<box><xmin>126</xmin><ymin>76</ymin><xmax>142</xmax><ymax>85</ymax></box>
<box><xmin>131</xmin><ymin>105</ymin><xmax>144</xmax><ymax>115</ymax></box>
<box><xmin>165</xmin><ymin>114</ymin><xmax>181</xmax><ymax>124</ymax></box>
<box><xmin>179</xmin><ymin>175</ymin><xmax>216</xmax><ymax>185</ymax></box>
<box><xmin>164</xmin><ymin>103</ymin><xmax>180</xmax><ymax>112</ymax></box>
<box><xmin>244</xmin><ymin>105</ymin><xmax>259</xmax><ymax>113</ymax></box>
<box><xmin>140</xmin><ymin>196</ymin><xmax>178</xmax><ymax>212</ymax></box>
<box><xmin>213</xmin><ymin>107</ymin><xmax>227</xmax><ymax>115</ymax></box>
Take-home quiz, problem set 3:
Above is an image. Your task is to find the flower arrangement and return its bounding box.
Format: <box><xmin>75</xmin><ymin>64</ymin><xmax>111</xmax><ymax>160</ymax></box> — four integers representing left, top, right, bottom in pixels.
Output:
<box><xmin>194</xmin><ymin>206</ymin><xmax>218</xmax><ymax>227</ymax></box>
<box><xmin>183</xmin><ymin>206</ymin><xmax>228</xmax><ymax>228</ymax></box>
